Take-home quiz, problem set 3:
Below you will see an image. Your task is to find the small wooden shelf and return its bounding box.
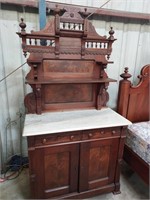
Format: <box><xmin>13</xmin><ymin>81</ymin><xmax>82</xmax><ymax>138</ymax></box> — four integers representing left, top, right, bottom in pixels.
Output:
<box><xmin>26</xmin><ymin>78</ymin><xmax>116</xmax><ymax>84</ymax></box>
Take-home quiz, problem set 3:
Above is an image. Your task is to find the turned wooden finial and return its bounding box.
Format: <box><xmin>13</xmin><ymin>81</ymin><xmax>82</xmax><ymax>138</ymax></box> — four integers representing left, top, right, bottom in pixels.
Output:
<box><xmin>80</xmin><ymin>8</ymin><xmax>91</xmax><ymax>18</ymax></box>
<box><xmin>83</xmin><ymin>8</ymin><xmax>90</xmax><ymax>17</ymax></box>
<box><xmin>54</xmin><ymin>4</ymin><xmax>61</xmax><ymax>15</ymax></box>
<box><xmin>120</xmin><ymin>67</ymin><xmax>132</xmax><ymax>80</ymax></box>
<box><xmin>19</xmin><ymin>18</ymin><xmax>26</xmax><ymax>32</ymax></box>
<box><xmin>108</xmin><ymin>27</ymin><xmax>115</xmax><ymax>40</ymax></box>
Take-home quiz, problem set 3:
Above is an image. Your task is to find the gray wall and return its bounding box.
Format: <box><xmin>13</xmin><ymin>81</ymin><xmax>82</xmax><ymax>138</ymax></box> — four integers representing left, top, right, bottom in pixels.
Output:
<box><xmin>0</xmin><ymin>0</ymin><xmax>150</xmax><ymax>169</ymax></box>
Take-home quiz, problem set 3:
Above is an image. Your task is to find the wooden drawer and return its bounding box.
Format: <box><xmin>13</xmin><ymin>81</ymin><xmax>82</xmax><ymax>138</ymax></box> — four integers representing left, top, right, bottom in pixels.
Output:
<box><xmin>82</xmin><ymin>127</ymin><xmax>120</xmax><ymax>140</ymax></box>
<box><xmin>34</xmin><ymin>131</ymin><xmax>82</xmax><ymax>146</ymax></box>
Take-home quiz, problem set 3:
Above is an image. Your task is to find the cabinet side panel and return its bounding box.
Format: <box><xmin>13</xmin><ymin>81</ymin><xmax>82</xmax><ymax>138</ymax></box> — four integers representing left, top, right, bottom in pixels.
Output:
<box><xmin>28</xmin><ymin>148</ymin><xmax>45</xmax><ymax>199</ymax></box>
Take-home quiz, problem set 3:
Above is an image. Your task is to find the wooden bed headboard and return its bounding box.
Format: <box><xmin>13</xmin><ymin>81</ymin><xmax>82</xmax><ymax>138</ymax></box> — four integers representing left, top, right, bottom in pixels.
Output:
<box><xmin>117</xmin><ymin>65</ymin><xmax>150</xmax><ymax>122</ymax></box>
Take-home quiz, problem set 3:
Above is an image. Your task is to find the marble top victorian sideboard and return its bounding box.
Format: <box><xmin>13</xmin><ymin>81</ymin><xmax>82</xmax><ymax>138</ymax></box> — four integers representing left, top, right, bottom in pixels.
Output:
<box><xmin>18</xmin><ymin>5</ymin><xmax>131</xmax><ymax>199</ymax></box>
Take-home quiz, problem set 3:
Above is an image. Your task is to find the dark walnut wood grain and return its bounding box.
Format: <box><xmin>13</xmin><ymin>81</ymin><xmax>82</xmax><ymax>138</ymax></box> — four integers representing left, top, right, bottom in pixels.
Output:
<box><xmin>117</xmin><ymin>64</ymin><xmax>150</xmax><ymax>185</ymax></box>
<box><xmin>17</xmin><ymin>6</ymin><xmax>116</xmax><ymax>114</ymax></box>
<box><xmin>18</xmin><ymin>5</ymin><xmax>127</xmax><ymax>199</ymax></box>
<box><xmin>27</xmin><ymin>127</ymin><xmax>126</xmax><ymax>199</ymax></box>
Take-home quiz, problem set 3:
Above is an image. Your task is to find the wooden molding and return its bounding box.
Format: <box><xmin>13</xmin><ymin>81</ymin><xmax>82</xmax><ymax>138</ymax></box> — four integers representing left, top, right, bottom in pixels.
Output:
<box><xmin>0</xmin><ymin>0</ymin><xmax>38</xmax><ymax>8</ymax></box>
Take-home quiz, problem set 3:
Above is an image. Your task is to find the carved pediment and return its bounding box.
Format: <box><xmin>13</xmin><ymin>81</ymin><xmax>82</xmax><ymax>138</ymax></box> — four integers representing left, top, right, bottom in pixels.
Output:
<box><xmin>31</xmin><ymin>17</ymin><xmax>55</xmax><ymax>36</ymax></box>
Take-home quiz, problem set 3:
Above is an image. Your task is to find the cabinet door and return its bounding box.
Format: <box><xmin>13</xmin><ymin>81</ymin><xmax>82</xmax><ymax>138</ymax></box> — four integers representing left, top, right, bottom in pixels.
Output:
<box><xmin>31</xmin><ymin>143</ymin><xmax>79</xmax><ymax>199</ymax></box>
<box><xmin>79</xmin><ymin>138</ymin><xmax>119</xmax><ymax>192</ymax></box>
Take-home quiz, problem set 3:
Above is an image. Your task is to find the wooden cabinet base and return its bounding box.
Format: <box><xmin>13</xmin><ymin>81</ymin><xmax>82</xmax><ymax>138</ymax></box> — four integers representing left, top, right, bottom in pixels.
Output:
<box><xmin>53</xmin><ymin>184</ymin><xmax>118</xmax><ymax>199</ymax></box>
<box><xmin>27</xmin><ymin>126</ymin><xmax>126</xmax><ymax>199</ymax></box>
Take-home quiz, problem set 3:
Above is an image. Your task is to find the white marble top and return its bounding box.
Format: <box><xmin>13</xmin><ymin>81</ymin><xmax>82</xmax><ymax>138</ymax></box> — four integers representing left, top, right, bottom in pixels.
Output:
<box><xmin>23</xmin><ymin>108</ymin><xmax>132</xmax><ymax>137</ymax></box>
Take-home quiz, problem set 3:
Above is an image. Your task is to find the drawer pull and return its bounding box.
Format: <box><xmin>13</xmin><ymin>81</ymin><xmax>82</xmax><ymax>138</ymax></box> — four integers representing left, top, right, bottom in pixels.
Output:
<box><xmin>100</xmin><ymin>131</ymin><xmax>104</xmax><ymax>134</ymax></box>
<box><xmin>70</xmin><ymin>135</ymin><xmax>74</xmax><ymax>140</ymax></box>
<box><xmin>112</xmin><ymin>130</ymin><xmax>116</xmax><ymax>134</ymax></box>
<box><xmin>88</xmin><ymin>133</ymin><xmax>93</xmax><ymax>137</ymax></box>
<box><xmin>42</xmin><ymin>138</ymin><xmax>47</xmax><ymax>144</ymax></box>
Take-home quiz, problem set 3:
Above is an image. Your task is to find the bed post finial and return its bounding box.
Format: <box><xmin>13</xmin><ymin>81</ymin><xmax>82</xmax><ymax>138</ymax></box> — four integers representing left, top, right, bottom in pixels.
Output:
<box><xmin>117</xmin><ymin>67</ymin><xmax>132</xmax><ymax>118</ymax></box>
<box><xmin>120</xmin><ymin>67</ymin><xmax>132</xmax><ymax>80</ymax></box>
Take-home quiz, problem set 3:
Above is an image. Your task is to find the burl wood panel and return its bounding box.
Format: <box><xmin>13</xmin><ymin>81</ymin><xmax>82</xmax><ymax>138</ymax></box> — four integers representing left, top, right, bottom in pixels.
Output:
<box><xmin>44</xmin><ymin>152</ymin><xmax>69</xmax><ymax>189</ymax></box>
<box><xmin>79</xmin><ymin>138</ymin><xmax>119</xmax><ymax>192</ymax></box>
<box><xmin>43</xmin><ymin>60</ymin><xmax>96</xmax><ymax>79</ymax></box>
<box><xmin>89</xmin><ymin>145</ymin><xmax>110</xmax><ymax>180</ymax></box>
<box><xmin>42</xmin><ymin>83</ymin><xmax>96</xmax><ymax>111</ymax></box>
<box><xmin>44</xmin><ymin>84</ymin><xmax>94</xmax><ymax>103</ymax></box>
<box><xmin>41</xmin><ymin>144</ymin><xmax>79</xmax><ymax>199</ymax></box>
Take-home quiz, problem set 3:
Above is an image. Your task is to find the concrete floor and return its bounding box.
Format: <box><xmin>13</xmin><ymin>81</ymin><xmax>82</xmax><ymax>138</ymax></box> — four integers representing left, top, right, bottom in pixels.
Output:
<box><xmin>0</xmin><ymin>161</ymin><xmax>149</xmax><ymax>200</ymax></box>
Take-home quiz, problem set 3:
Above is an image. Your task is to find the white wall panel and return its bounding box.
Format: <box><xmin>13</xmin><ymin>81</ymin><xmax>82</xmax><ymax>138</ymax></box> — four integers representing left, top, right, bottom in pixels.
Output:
<box><xmin>0</xmin><ymin>8</ymin><xmax>39</xmax><ymax>170</ymax></box>
<box><xmin>48</xmin><ymin>0</ymin><xmax>150</xmax><ymax>13</ymax></box>
<box><xmin>0</xmin><ymin>0</ymin><xmax>150</xmax><ymax>168</ymax></box>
